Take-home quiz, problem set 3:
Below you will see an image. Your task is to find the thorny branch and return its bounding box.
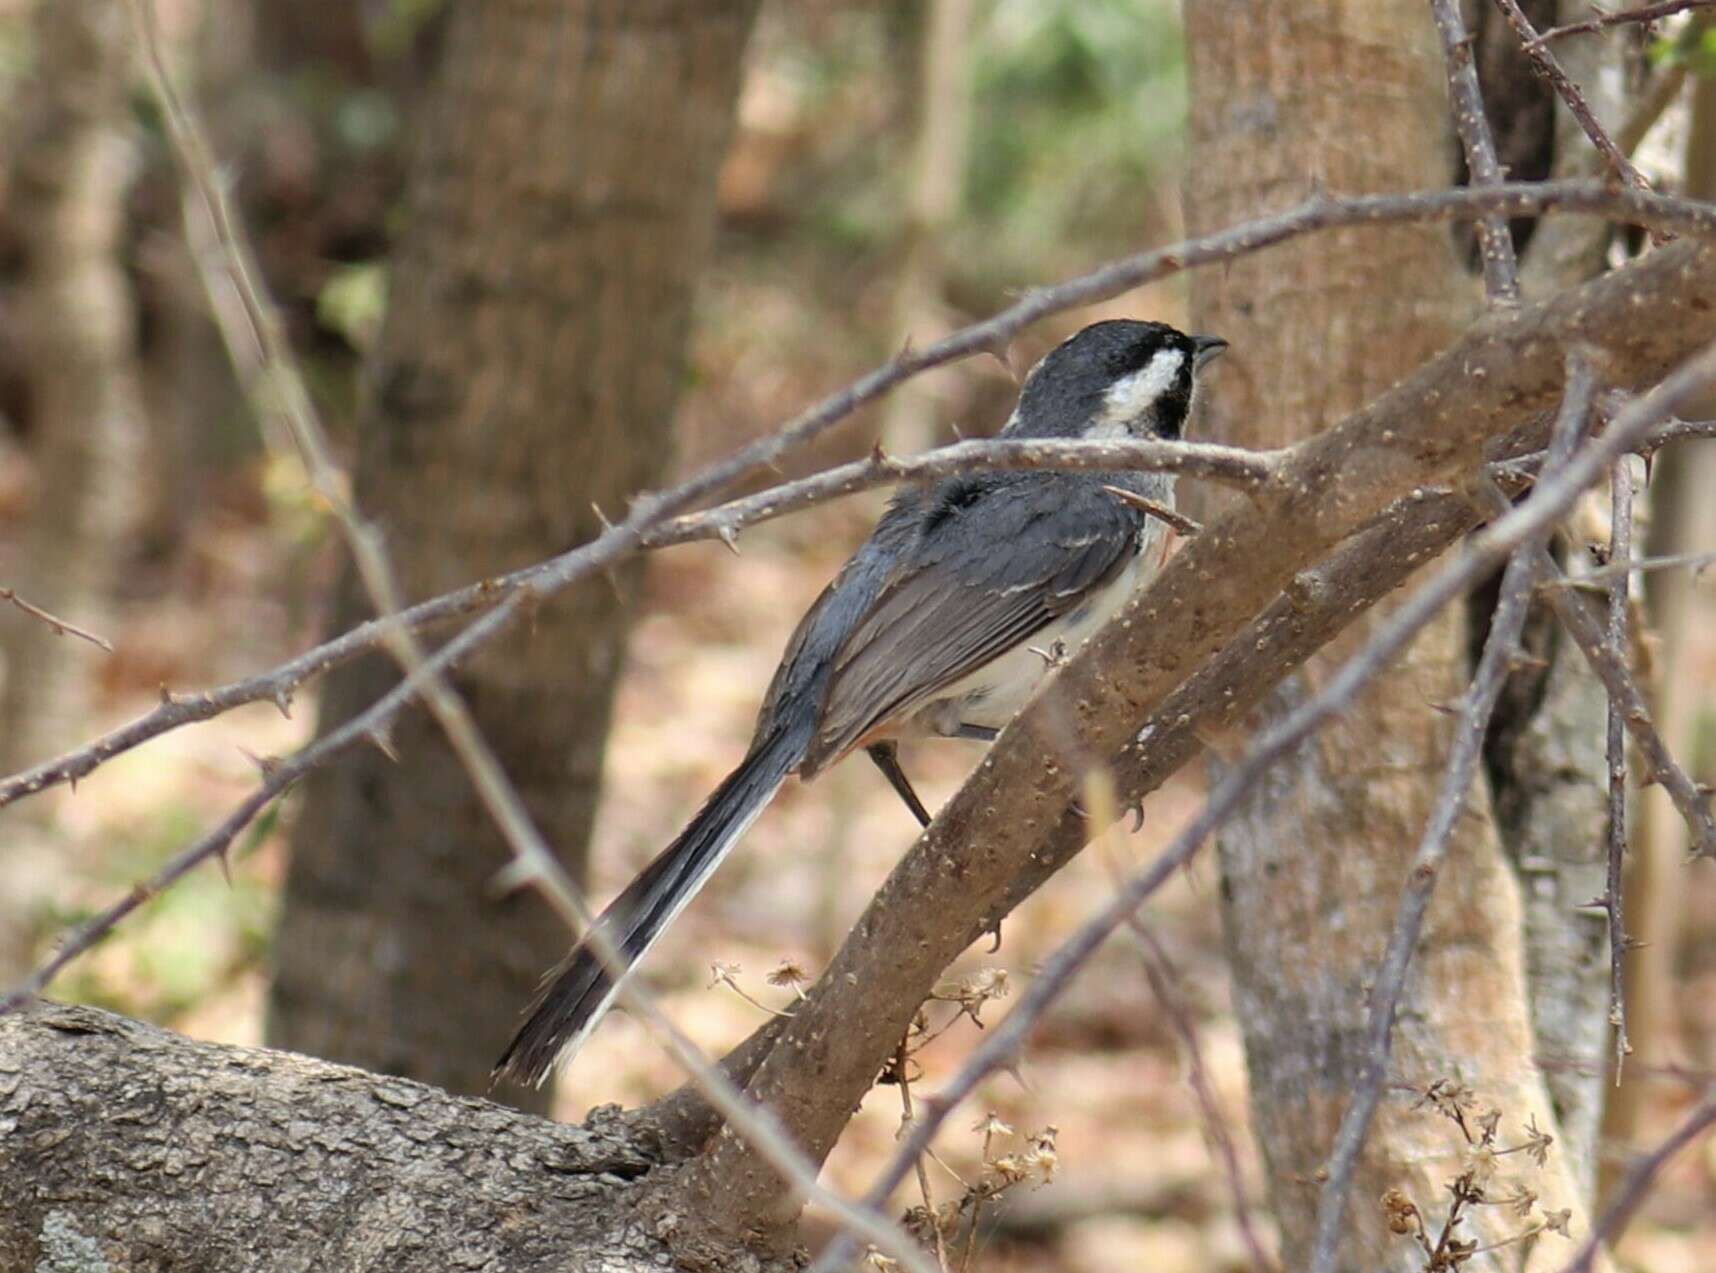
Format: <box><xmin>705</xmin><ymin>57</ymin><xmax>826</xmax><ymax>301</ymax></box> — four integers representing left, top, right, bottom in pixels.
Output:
<box><xmin>1557</xmin><ymin>1087</ymin><xmax>1716</xmax><ymax>1273</ymax></box>
<box><xmin>814</xmin><ymin>337</ymin><xmax>1716</xmax><ymax>1273</ymax></box>
<box><xmin>124</xmin><ymin>7</ymin><xmax>941</xmax><ymax>1269</ymax></box>
<box><xmin>1</xmin><ymin>180</ymin><xmax>1711</xmax><ymax>813</ymax></box>
<box><xmin>1603</xmin><ymin>456</ymin><xmax>1636</xmax><ymax>1076</ymax></box>
<box><xmin>1493</xmin><ymin>0</ymin><xmax>1656</xmax><ymax>195</ymax></box>
<box><xmin>1533</xmin><ymin>0</ymin><xmax>1716</xmax><ymax>44</ymax></box>
<box><xmin>1431</xmin><ymin>0</ymin><xmax>1521</xmax><ymax>303</ymax></box>
<box><xmin>1305</xmin><ymin>356</ymin><xmax>1596</xmax><ymax>1273</ymax></box>
<box><xmin>1533</xmin><ymin>548</ymin><xmax>1716</xmax><ymax>860</ymax></box>
<box><xmin>0</xmin><ymin>586</ymin><xmax>112</xmax><ymax>653</ymax></box>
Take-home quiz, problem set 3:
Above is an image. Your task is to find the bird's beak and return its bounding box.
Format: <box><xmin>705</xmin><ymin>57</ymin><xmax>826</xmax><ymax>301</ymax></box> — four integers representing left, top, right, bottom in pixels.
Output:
<box><xmin>1192</xmin><ymin>334</ymin><xmax>1229</xmax><ymax>370</ymax></box>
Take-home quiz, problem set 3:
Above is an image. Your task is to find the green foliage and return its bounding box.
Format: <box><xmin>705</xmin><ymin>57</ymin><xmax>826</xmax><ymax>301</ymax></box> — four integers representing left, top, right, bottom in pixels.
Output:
<box><xmin>51</xmin><ymin>803</ymin><xmax>278</xmax><ymax>1025</ymax></box>
<box><xmin>964</xmin><ymin>0</ymin><xmax>1187</xmax><ymax>281</ymax></box>
<box><xmin>727</xmin><ymin>0</ymin><xmax>1187</xmax><ymax>335</ymax></box>
<box><xmin>316</xmin><ymin>261</ymin><xmax>389</xmax><ymax>353</ymax></box>
<box><xmin>1650</xmin><ymin>22</ymin><xmax>1716</xmax><ymax>77</ymax></box>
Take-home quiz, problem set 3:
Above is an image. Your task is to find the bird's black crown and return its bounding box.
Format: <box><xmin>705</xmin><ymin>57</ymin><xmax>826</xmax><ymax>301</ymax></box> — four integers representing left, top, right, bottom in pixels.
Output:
<box><xmin>1009</xmin><ymin>319</ymin><xmax>1226</xmax><ymax>441</ymax></box>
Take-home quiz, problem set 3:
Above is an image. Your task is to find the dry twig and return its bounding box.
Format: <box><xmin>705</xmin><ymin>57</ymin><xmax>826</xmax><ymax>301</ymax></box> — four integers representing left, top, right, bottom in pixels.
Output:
<box><xmin>1431</xmin><ymin>0</ymin><xmax>1521</xmax><ymax>302</ymax></box>
<box><xmin>1556</xmin><ymin>1088</ymin><xmax>1716</xmax><ymax>1272</ymax></box>
<box><xmin>0</xmin><ymin>587</ymin><xmax>112</xmax><ymax>653</ymax></box>
<box><xmin>1603</xmin><ymin>456</ymin><xmax>1637</xmax><ymax>1076</ymax></box>
<box><xmin>1130</xmin><ymin>925</ymin><xmax>1276</xmax><ymax>1272</ymax></box>
<box><xmin>1493</xmin><ymin>0</ymin><xmax>1656</xmax><ymax>194</ymax></box>
<box><xmin>1532</xmin><ymin>1</ymin><xmax>1716</xmax><ymax>44</ymax></box>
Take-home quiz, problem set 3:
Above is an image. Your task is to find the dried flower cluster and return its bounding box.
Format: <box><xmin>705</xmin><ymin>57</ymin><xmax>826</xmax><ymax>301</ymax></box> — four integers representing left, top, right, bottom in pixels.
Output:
<box><xmin>1379</xmin><ymin>1080</ymin><xmax>1572</xmax><ymax>1271</ymax></box>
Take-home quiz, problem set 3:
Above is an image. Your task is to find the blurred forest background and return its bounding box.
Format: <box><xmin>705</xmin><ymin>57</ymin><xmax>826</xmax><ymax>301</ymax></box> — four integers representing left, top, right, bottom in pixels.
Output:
<box><xmin>3</xmin><ymin>1</ymin><xmax>1716</xmax><ymax>1269</ymax></box>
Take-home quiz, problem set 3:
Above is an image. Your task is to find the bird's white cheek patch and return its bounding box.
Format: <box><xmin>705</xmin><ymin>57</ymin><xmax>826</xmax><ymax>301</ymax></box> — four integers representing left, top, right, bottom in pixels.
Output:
<box><xmin>1087</xmin><ymin>349</ymin><xmax>1186</xmax><ymax>438</ymax></box>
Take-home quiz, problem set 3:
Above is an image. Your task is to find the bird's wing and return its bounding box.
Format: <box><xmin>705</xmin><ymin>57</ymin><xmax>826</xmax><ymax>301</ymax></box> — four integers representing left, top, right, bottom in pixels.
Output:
<box><xmin>805</xmin><ymin>475</ymin><xmax>1142</xmax><ymax>772</ymax></box>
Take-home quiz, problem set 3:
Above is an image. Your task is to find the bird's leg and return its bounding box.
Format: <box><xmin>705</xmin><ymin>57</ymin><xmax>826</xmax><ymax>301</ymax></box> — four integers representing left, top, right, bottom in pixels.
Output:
<box><xmin>866</xmin><ymin>741</ymin><xmax>932</xmax><ymax>828</ymax></box>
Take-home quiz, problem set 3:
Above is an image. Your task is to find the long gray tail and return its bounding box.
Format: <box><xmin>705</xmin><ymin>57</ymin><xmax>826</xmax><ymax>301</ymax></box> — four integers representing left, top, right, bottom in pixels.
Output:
<box><xmin>493</xmin><ymin>731</ymin><xmax>799</xmax><ymax>1088</ymax></box>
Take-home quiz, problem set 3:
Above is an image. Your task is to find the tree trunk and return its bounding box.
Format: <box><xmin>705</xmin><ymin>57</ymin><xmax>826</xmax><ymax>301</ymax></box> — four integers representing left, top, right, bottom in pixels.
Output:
<box><xmin>0</xmin><ymin>0</ymin><xmax>145</xmax><ymax>978</ymax></box>
<box><xmin>1184</xmin><ymin>1</ymin><xmax>1600</xmax><ymax>1267</ymax></box>
<box><xmin>266</xmin><ymin>0</ymin><xmax>758</xmax><ymax>1109</ymax></box>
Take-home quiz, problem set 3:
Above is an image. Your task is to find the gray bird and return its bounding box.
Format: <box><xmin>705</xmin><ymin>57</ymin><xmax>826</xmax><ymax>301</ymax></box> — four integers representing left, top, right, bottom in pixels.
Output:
<box><xmin>495</xmin><ymin>318</ymin><xmax>1227</xmax><ymax>1087</ymax></box>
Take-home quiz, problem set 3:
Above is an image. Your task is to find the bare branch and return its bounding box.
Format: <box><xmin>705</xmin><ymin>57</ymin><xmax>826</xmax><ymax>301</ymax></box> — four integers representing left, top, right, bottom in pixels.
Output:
<box><xmin>1548</xmin><ymin>545</ymin><xmax>1716</xmax><ymax>586</ymax></box>
<box><xmin>1129</xmin><ymin>925</ymin><xmax>1276</xmax><ymax>1273</ymax></box>
<box><xmin>1533</xmin><ymin>1</ymin><xmax>1716</xmax><ymax>44</ymax></box>
<box><xmin>1556</xmin><ymin>1088</ymin><xmax>1716</xmax><ymax>1273</ymax></box>
<box><xmin>1493</xmin><ymin>0</ymin><xmax>1656</xmax><ymax>194</ymax></box>
<box><xmin>0</xmin><ymin>596</ymin><xmax>520</xmax><ymax>1018</ymax></box>
<box><xmin>1431</xmin><ymin>0</ymin><xmax>1521</xmax><ymax>302</ymax></box>
<box><xmin>0</xmin><ymin>586</ymin><xmax>112</xmax><ymax>653</ymax></box>
<box><xmin>654</xmin><ymin>434</ymin><xmax>1275</xmax><ymax>547</ymax></box>
<box><xmin>1604</xmin><ymin>454</ymin><xmax>1637</xmax><ymax>1075</ymax></box>
<box><xmin>2</xmin><ymin>178</ymin><xmax>1711</xmax><ymax>812</ymax></box>
<box><xmin>1641</xmin><ymin>417</ymin><xmax>1716</xmax><ymax>450</ymax></box>
<box><xmin>1535</xmin><ymin>550</ymin><xmax>1716</xmax><ymax>859</ymax></box>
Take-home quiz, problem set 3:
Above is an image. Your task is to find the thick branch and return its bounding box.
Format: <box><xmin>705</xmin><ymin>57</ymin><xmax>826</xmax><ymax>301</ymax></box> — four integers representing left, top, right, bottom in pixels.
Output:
<box><xmin>0</xmin><ymin>1002</ymin><xmax>704</xmax><ymax>1273</ymax></box>
<box><xmin>682</xmin><ymin>241</ymin><xmax>1716</xmax><ymax>1251</ymax></box>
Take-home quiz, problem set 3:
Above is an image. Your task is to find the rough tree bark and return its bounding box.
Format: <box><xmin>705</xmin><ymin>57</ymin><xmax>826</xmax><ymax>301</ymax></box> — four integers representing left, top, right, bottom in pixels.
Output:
<box><xmin>0</xmin><ymin>0</ymin><xmax>145</xmax><ymax>979</ymax></box>
<box><xmin>265</xmin><ymin>0</ymin><xmax>758</xmax><ymax>1108</ymax></box>
<box><xmin>1</xmin><ymin>1002</ymin><xmax>672</xmax><ymax>1273</ymax></box>
<box><xmin>1184</xmin><ymin>1</ymin><xmax>1601</xmax><ymax>1267</ymax></box>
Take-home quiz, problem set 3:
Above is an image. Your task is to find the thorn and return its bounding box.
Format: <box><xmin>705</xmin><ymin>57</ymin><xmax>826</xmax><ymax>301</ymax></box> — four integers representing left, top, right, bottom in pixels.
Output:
<box><xmin>716</xmin><ymin>522</ymin><xmax>741</xmax><ymax>556</ymax></box>
<box><xmin>368</xmin><ymin>727</ymin><xmax>400</xmax><ymax>764</ymax></box>
<box><xmin>975</xmin><ymin>330</ymin><xmax>1022</xmax><ymax>383</ymax></box>
<box><xmin>159</xmin><ymin>683</ymin><xmax>174</xmax><ymax>706</ymax></box>
<box><xmin>591</xmin><ymin>502</ymin><xmax>614</xmax><ymax>532</ymax></box>
<box><xmin>215</xmin><ymin>845</ymin><xmax>233</xmax><ymax>888</ymax></box>
<box><xmin>273</xmin><ymin>687</ymin><xmax>294</xmax><ymax>719</ymax></box>
<box><xmin>1100</xmin><ymin>485</ymin><xmax>1201</xmax><ymax>536</ymax></box>
<box><xmin>998</xmin><ymin>1057</ymin><xmax>1032</xmax><ymax>1094</ymax></box>
<box><xmin>237</xmin><ymin>746</ymin><xmax>281</xmax><ymax>779</ymax></box>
